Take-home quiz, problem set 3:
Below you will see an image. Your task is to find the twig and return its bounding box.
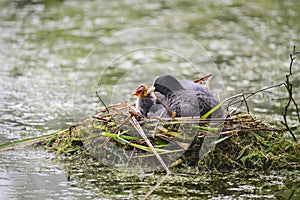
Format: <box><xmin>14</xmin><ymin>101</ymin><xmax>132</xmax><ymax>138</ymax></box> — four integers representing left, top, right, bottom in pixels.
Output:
<box><xmin>96</xmin><ymin>91</ymin><xmax>109</xmax><ymax>114</ymax></box>
<box><xmin>225</xmin><ymin>83</ymin><xmax>287</xmax><ymax>114</ymax></box>
<box><xmin>130</xmin><ymin>115</ymin><xmax>172</xmax><ymax>175</ymax></box>
<box><xmin>152</xmin><ymin>111</ymin><xmax>164</xmax><ymax>138</ymax></box>
<box><xmin>152</xmin><ymin>92</ymin><xmax>172</xmax><ymax>117</ymax></box>
<box><xmin>291</xmin><ymin>98</ymin><xmax>300</xmax><ymax>123</ymax></box>
<box><xmin>144</xmin><ymin>117</ymin><xmax>231</xmax><ymax>124</ymax></box>
<box><xmin>241</xmin><ymin>94</ymin><xmax>250</xmax><ymax>113</ymax></box>
<box><xmin>113</xmin><ymin>114</ymin><xmax>132</xmax><ymax>134</ymax></box>
<box><xmin>193</xmin><ymin>74</ymin><xmax>213</xmax><ymax>84</ymax></box>
<box><xmin>222</xmin><ymin>93</ymin><xmax>252</xmax><ymax>113</ymax></box>
<box><xmin>220</xmin><ymin>127</ymin><xmax>289</xmax><ymax>135</ymax></box>
<box><xmin>243</xmin><ymin>83</ymin><xmax>285</xmax><ymax>101</ymax></box>
<box><xmin>280</xmin><ymin>46</ymin><xmax>299</xmax><ymax>142</ymax></box>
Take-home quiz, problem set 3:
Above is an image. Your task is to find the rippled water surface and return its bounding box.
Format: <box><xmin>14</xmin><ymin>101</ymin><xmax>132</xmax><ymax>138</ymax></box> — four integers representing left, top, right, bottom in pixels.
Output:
<box><xmin>0</xmin><ymin>0</ymin><xmax>300</xmax><ymax>199</ymax></box>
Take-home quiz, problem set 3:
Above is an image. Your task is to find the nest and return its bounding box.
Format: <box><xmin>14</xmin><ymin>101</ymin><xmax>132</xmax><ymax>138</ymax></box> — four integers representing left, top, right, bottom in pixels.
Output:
<box><xmin>45</xmin><ymin>102</ymin><xmax>300</xmax><ymax>171</ymax></box>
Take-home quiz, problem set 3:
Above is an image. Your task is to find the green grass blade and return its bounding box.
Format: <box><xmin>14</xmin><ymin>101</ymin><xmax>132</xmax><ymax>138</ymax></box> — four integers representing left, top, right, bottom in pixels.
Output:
<box><xmin>201</xmin><ymin>100</ymin><xmax>225</xmax><ymax>119</ymax></box>
<box><xmin>102</xmin><ymin>132</ymin><xmax>140</xmax><ymax>141</ymax></box>
<box><xmin>0</xmin><ymin>130</ymin><xmax>64</xmax><ymax>151</ymax></box>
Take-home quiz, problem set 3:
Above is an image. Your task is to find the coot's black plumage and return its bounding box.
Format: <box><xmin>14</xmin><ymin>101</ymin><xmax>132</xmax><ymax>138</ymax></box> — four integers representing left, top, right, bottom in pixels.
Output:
<box><xmin>151</xmin><ymin>75</ymin><xmax>224</xmax><ymax>118</ymax></box>
<box><xmin>179</xmin><ymin>80</ymin><xmax>214</xmax><ymax>98</ymax></box>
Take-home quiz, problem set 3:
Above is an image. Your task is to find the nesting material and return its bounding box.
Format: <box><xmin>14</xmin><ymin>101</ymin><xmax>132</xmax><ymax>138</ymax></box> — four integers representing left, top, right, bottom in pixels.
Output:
<box><xmin>45</xmin><ymin>102</ymin><xmax>300</xmax><ymax>171</ymax></box>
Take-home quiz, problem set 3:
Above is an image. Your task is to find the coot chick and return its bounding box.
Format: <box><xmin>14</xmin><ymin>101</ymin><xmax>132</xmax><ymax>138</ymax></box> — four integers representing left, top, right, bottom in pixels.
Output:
<box><xmin>134</xmin><ymin>85</ymin><xmax>166</xmax><ymax>117</ymax></box>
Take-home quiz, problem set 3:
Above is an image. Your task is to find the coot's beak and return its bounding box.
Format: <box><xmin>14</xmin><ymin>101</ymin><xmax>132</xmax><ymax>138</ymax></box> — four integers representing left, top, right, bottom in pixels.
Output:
<box><xmin>146</xmin><ymin>86</ymin><xmax>155</xmax><ymax>95</ymax></box>
<box><xmin>146</xmin><ymin>86</ymin><xmax>157</xmax><ymax>99</ymax></box>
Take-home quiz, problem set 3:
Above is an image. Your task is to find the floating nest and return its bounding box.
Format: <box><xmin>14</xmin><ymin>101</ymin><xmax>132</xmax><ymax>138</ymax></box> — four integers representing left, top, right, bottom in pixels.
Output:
<box><xmin>45</xmin><ymin>102</ymin><xmax>300</xmax><ymax>171</ymax></box>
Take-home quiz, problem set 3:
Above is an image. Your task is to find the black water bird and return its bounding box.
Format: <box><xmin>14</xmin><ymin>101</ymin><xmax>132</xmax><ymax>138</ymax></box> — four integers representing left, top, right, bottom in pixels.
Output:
<box><xmin>148</xmin><ymin>75</ymin><xmax>224</xmax><ymax>118</ymax></box>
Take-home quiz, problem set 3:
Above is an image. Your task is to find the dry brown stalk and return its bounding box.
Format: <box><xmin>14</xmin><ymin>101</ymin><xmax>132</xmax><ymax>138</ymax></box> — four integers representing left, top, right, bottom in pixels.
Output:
<box><xmin>193</xmin><ymin>74</ymin><xmax>213</xmax><ymax>84</ymax></box>
<box><xmin>130</xmin><ymin>115</ymin><xmax>171</xmax><ymax>175</ymax></box>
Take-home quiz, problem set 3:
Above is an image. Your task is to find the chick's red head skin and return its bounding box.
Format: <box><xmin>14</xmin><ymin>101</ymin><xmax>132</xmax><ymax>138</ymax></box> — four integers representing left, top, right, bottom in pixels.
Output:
<box><xmin>134</xmin><ymin>85</ymin><xmax>149</xmax><ymax>98</ymax></box>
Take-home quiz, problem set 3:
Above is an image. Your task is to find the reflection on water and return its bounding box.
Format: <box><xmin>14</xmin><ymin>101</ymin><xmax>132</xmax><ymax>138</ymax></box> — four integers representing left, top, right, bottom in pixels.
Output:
<box><xmin>0</xmin><ymin>149</ymin><xmax>70</xmax><ymax>199</ymax></box>
<box><xmin>0</xmin><ymin>0</ymin><xmax>299</xmax><ymax>198</ymax></box>
<box><xmin>1</xmin><ymin>149</ymin><xmax>299</xmax><ymax>199</ymax></box>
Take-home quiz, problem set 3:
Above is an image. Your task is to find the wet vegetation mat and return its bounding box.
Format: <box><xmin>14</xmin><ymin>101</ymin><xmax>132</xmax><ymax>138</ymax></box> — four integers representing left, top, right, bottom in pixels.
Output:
<box><xmin>42</xmin><ymin>101</ymin><xmax>300</xmax><ymax>172</ymax></box>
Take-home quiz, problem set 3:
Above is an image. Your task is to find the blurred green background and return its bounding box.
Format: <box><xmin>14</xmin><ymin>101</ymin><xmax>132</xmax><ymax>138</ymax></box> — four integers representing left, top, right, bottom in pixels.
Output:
<box><xmin>0</xmin><ymin>0</ymin><xmax>299</xmax><ymax>199</ymax></box>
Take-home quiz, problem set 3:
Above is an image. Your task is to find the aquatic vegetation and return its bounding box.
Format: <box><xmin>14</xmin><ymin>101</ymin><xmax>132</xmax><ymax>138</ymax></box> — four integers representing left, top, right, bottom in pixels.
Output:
<box><xmin>41</xmin><ymin>101</ymin><xmax>300</xmax><ymax>172</ymax></box>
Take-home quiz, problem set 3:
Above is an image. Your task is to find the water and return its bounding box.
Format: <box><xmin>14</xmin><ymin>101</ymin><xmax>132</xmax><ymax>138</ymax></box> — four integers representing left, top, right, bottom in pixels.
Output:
<box><xmin>0</xmin><ymin>0</ymin><xmax>300</xmax><ymax>199</ymax></box>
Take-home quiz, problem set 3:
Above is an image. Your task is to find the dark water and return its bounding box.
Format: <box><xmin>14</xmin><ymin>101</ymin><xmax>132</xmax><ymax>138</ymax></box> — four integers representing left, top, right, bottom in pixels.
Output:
<box><xmin>0</xmin><ymin>0</ymin><xmax>300</xmax><ymax>199</ymax></box>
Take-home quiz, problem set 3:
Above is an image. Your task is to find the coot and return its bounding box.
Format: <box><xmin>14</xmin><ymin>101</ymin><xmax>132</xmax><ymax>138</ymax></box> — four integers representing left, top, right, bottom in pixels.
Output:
<box><xmin>148</xmin><ymin>75</ymin><xmax>224</xmax><ymax>118</ymax></box>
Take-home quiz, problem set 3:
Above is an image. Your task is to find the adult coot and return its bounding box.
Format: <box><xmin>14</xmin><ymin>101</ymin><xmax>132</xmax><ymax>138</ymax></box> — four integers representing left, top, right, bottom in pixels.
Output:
<box><xmin>148</xmin><ymin>75</ymin><xmax>224</xmax><ymax>118</ymax></box>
